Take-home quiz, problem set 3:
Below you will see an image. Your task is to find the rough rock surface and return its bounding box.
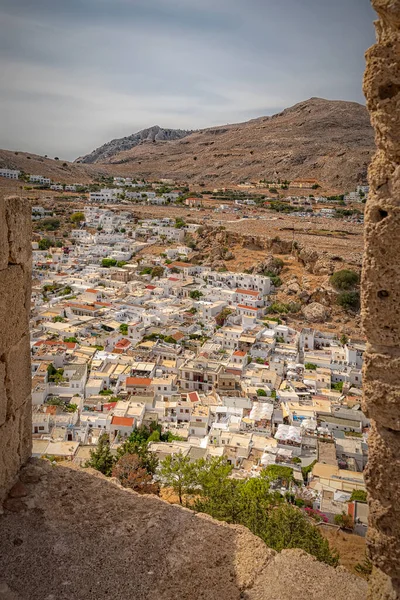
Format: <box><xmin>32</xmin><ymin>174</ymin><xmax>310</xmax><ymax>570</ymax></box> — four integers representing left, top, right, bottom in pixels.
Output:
<box><xmin>362</xmin><ymin>1</ymin><xmax>400</xmax><ymax>597</ymax></box>
<box><xmin>0</xmin><ymin>460</ymin><xmax>366</xmax><ymax>600</ymax></box>
<box><xmin>76</xmin><ymin>125</ymin><xmax>193</xmax><ymax>164</ymax></box>
<box><xmin>302</xmin><ymin>302</ymin><xmax>330</xmax><ymax>323</ymax></box>
<box><xmin>0</xmin><ymin>196</ymin><xmax>32</xmax><ymax>503</ymax></box>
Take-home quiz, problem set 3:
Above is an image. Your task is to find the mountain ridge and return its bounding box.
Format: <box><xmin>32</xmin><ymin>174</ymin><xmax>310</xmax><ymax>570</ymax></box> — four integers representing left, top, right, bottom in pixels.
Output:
<box><xmin>74</xmin><ymin>98</ymin><xmax>374</xmax><ymax>190</ymax></box>
<box><xmin>75</xmin><ymin>125</ymin><xmax>194</xmax><ymax>164</ymax></box>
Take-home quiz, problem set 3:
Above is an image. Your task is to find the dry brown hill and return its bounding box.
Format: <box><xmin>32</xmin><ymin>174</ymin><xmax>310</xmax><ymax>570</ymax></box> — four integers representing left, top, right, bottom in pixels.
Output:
<box><xmin>0</xmin><ymin>149</ymin><xmax>107</xmax><ymax>184</ymax></box>
<box><xmin>79</xmin><ymin>98</ymin><xmax>374</xmax><ymax>190</ymax></box>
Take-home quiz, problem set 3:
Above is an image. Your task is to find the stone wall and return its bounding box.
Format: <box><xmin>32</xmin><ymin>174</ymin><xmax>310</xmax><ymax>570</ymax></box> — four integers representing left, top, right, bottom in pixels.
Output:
<box><xmin>362</xmin><ymin>1</ymin><xmax>400</xmax><ymax>597</ymax></box>
<box><xmin>0</xmin><ymin>196</ymin><xmax>32</xmax><ymax>502</ymax></box>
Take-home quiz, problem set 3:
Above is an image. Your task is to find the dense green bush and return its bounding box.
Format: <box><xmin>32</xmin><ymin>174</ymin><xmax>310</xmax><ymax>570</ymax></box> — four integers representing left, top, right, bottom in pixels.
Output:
<box><xmin>337</xmin><ymin>291</ymin><xmax>360</xmax><ymax>310</ymax></box>
<box><xmin>330</xmin><ymin>269</ymin><xmax>359</xmax><ymax>291</ymax></box>
<box><xmin>101</xmin><ymin>258</ymin><xmax>117</xmax><ymax>268</ymax></box>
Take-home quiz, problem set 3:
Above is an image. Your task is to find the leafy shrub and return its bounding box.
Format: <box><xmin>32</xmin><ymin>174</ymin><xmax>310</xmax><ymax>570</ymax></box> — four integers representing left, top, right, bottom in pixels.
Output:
<box><xmin>101</xmin><ymin>258</ymin><xmax>117</xmax><ymax>268</ymax></box>
<box><xmin>330</xmin><ymin>269</ymin><xmax>359</xmax><ymax>291</ymax></box>
<box><xmin>337</xmin><ymin>291</ymin><xmax>360</xmax><ymax>310</ymax></box>
<box><xmin>334</xmin><ymin>512</ymin><xmax>354</xmax><ymax>530</ymax></box>
<box><xmin>305</xmin><ymin>363</ymin><xmax>317</xmax><ymax>370</ymax></box>
<box><xmin>350</xmin><ymin>489</ymin><xmax>367</xmax><ymax>503</ymax></box>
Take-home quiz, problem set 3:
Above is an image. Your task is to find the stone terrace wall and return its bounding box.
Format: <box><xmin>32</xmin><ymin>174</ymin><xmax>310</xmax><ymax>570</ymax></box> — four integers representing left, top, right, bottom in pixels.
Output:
<box><xmin>0</xmin><ymin>196</ymin><xmax>32</xmax><ymax>502</ymax></box>
<box><xmin>362</xmin><ymin>1</ymin><xmax>400</xmax><ymax>597</ymax></box>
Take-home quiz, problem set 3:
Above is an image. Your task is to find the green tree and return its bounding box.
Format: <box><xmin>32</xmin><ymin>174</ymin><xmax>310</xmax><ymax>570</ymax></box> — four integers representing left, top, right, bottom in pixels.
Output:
<box><xmin>38</xmin><ymin>238</ymin><xmax>52</xmax><ymax>250</ymax></box>
<box><xmin>334</xmin><ymin>512</ymin><xmax>354</xmax><ymax>530</ymax></box>
<box><xmin>350</xmin><ymin>489</ymin><xmax>367</xmax><ymax>503</ymax></box>
<box><xmin>101</xmin><ymin>258</ymin><xmax>117</xmax><ymax>268</ymax></box>
<box><xmin>189</xmin><ymin>290</ymin><xmax>203</xmax><ymax>300</ymax></box>
<box><xmin>305</xmin><ymin>363</ymin><xmax>317</xmax><ymax>370</ymax></box>
<box><xmin>119</xmin><ymin>323</ymin><xmax>128</xmax><ymax>335</ymax></box>
<box><xmin>158</xmin><ymin>452</ymin><xmax>196</xmax><ymax>504</ymax></box>
<box><xmin>339</xmin><ymin>334</ymin><xmax>349</xmax><ymax>346</ymax></box>
<box><xmin>151</xmin><ymin>266</ymin><xmax>164</xmax><ymax>278</ymax></box>
<box><xmin>337</xmin><ymin>291</ymin><xmax>360</xmax><ymax>311</ymax></box>
<box><xmin>262</xmin><ymin>465</ymin><xmax>294</xmax><ymax>488</ymax></box>
<box><xmin>71</xmin><ymin>211</ymin><xmax>85</xmax><ymax>224</ymax></box>
<box><xmin>262</xmin><ymin>504</ymin><xmax>338</xmax><ymax>566</ymax></box>
<box><xmin>116</xmin><ymin>427</ymin><xmax>159</xmax><ymax>475</ymax></box>
<box><xmin>257</xmin><ymin>389</ymin><xmax>267</xmax><ymax>397</ymax></box>
<box><xmin>330</xmin><ymin>269</ymin><xmax>359</xmax><ymax>291</ymax></box>
<box><xmin>41</xmin><ymin>218</ymin><xmax>60</xmax><ymax>231</ymax></box>
<box><xmin>237</xmin><ymin>477</ymin><xmax>281</xmax><ymax>537</ymax></box>
<box><xmin>175</xmin><ymin>217</ymin><xmax>186</xmax><ymax>229</ymax></box>
<box><xmin>332</xmin><ymin>381</ymin><xmax>344</xmax><ymax>392</ymax></box>
<box><xmin>86</xmin><ymin>434</ymin><xmax>114</xmax><ymax>476</ymax></box>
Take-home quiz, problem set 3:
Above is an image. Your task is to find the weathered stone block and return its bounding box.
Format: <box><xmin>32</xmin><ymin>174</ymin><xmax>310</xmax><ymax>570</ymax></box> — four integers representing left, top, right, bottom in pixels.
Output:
<box><xmin>0</xmin><ymin>361</ymin><xmax>6</xmax><ymax>427</ymax></box>
<box><xmin>0</xmin><ymin>265</ymin><xmax>28</xmax><ymax>355</ymax></box>
<box><xmin>5</xmin><ymin>335</ymin><xmax>32</xmax><ymax>414</ymax></box>
<box><xmin>0</xmin><ymin>200</ymin><xmax>9</xmax><ymax>271</ymax></box>
<box><xmin>365</xmin><ymin>424</ymin><xmax>400</xmax><ymax>578</ymax></box>
<box><xmin>18</xmin><ymin>398</ymin><xmax>32</xmax><ymax>466</ymax></box>
<box><xmin>5</xmin><ymin>197</ymin><xmax>32</xmax><ymax>266</ymax></box>
<box><xmin>362</xmin><ymin>353</ymin><xmax>400</xmax><ymax>429</ymax></box>
<box><xmin>0</xmin><ymin>414</ymin><xmax>22</xmax><ymax>504</ymax></box>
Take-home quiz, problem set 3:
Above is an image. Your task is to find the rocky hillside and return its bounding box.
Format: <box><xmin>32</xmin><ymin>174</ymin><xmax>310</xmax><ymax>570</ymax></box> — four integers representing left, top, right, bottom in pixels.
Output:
<box><xmin>78</xmin><ymin>98</ymin><xmax>374</xmax><ymax>190</ymax></box>
<box><xmin>0</xmin><ymin>149</ymin><xmax>107</xmax><ymax>184</ymax></box>
<box><xmin>76</xmin><ymin>126</ymin><xmax>194</xmax><ymax>164</ymax></box>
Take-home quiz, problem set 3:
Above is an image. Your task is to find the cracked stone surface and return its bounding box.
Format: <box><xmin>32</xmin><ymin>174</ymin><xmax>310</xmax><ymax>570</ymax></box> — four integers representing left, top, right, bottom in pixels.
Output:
<box><xmin>0</xmin><ymin>460</ymin><xmax>367</xmax><ymax>600</ymax></box>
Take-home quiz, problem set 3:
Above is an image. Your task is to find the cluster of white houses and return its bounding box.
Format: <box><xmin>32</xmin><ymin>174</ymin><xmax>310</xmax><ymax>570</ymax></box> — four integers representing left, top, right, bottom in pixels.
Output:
<box><xmin>26</xmin><ymin>203</ymin><xmax>370</xmax><ymax>527</ymax></box>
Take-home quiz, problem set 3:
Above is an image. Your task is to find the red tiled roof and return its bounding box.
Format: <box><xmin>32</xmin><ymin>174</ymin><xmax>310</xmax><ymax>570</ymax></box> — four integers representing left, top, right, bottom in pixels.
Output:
<box><xmin>236</xmin><ymin>288</ymin><xmax>259</xmax><ymax>296</ymax></box>
<box><xmin>115</xmin><ymin>338</ymin><xmax>130</xmax><ymax>348</ymax></box>
<box><xmin>86</xmin><ymin>288</ymin><xmax>100</xmax><ymax>293</ymax></box>
<box><xmin>111</xmin><ymin>416</ymin><xmax>134</xmax><ymax>427</ymax></box>
<box><xmin>102</xmin><ymin>402</ymin><xmax>117</xmax><ymax>411</ymax></box>
<box><xmin>171</xmin><ymin>332</ymin><xmax>184</xmax><ymax>341</ymax></box>
<box><xmin>188</xmin><ymin>392</ymin><xmax>200</xmax><ymax>403</ymax></box>
<box><xmin>125</xmin><ymin>377</ymin><xmax>152</xmax><ymax>387</ymax></box>
<box><xmin>237</xmin><ymin>304</ymin><xmax>258</xmax><ymax>311</ymax></box>
<box><xmin>146</xmin><ymin>285</ymin><xmax>156</xmax><ymax>290</ymax></box>
<box><xmin>67</xmin><ymin>303</ymin><xmax>98</xmax><ymax>311</ymax></box>
<box><xmin>34</xmin><ymin>340</ymin><xmax>76</xmax><ymax>349</ymax></box>
<box><xmin>233</xmin><ymin>350</ymin><xmax>246</xmax><ymax>356</ymax></box>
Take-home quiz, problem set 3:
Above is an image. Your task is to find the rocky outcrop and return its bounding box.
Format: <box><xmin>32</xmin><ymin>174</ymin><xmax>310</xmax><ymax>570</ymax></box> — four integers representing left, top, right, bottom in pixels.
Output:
<box><xmin>76</xmin><ymin>126</ymin><xmax>194</xmax><ymax>164</ymax></box>
<box><xmin>302</xmin><ymin>302</ymin><xmax>330</xmax><ymax>323</ymax></box>
<box><xmin>0</xmin><ymin>196</ymin><xmax>32</xmax><ymax>503</ymax></box>
<box><xmin>0</xmin><ymin>460</ymin><xmax>367</xmax><ymax>600</ymax></box>
<box><xmin>362</xmin><ymin>1</ymin><xmax>400</xmax><ymax>597</ymax></box>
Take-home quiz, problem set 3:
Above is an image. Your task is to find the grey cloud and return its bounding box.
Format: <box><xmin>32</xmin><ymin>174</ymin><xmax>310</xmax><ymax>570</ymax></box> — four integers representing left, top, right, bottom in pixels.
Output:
<box><xmin>0</xmin><ymin>0</ymin><xmax>376</xmax><ymax>160</ymax></box>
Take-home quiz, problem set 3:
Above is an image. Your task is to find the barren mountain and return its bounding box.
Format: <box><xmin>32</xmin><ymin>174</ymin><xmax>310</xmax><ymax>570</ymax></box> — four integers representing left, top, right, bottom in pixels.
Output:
<box><xmin>76</xmin><ymin>126</ymin><xmax>193</xmax><ymax>164</ymax></box>
<box><xmin>79</xmin><ymin>98</ymin><xmax>374</xmax><ymax>190</ymax></box>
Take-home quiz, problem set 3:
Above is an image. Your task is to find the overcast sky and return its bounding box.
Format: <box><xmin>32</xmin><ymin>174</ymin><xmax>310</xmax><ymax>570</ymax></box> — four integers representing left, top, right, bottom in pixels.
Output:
<box><xmin>0</xmin><ymin>0</ymin><xmax>376</xmax><ymax>160</ymax></box>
